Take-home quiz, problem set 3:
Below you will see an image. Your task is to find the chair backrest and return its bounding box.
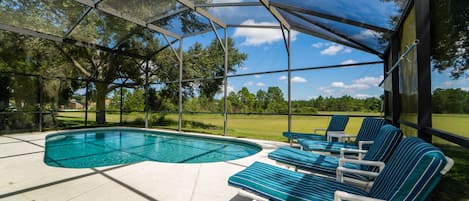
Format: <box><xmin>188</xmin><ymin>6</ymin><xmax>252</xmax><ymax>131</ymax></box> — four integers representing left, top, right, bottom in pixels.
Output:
<box><xmin>361</xmin><ymin>125</ymin><xmax>402</xmax><ymax>171</ymax></box>
<box><xmin>325</xmin><ymin>115</ymin><xmax>349</xmax><ymax>136</ymax></box>
<box><xmin>354</xmin><ymin>118</ymin><xmax>387</xmax><ymax>147</ymax></box>
<box><xmin>369</xmin><ymin>137</ymin><xmax>451</xmax><ymax>201</ymax></box>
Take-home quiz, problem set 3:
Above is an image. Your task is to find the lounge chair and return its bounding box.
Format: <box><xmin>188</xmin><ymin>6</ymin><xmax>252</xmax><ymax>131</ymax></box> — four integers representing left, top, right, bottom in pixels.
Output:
<box><xmin>228</xmin><ymin>137</ymin><xmax>454</xmax><ymax>201</ymax></box>
<box><xmin>298</xmin><ymin>117</ymin><xmax>386</xmax><ymax>154</ymax></box>
<box><xmin>268</xmin><ymin>125</ymin><xmax>402</xmax><ymax>187</ymax></box>
<box><xmin>283</xmin><ymin>115</ymin><xmax>349</xmax><ymax>144</ymax></box>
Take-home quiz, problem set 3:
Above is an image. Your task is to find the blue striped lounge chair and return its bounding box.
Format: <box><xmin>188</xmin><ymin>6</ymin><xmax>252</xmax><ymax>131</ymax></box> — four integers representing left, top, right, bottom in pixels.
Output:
<box><xmin>298</xmin><ymin>117</ymin><xmax>386</xmax><ymax>154</ymax></box>
<box><xmin>228</xmin><ymin>137</ymin><xmax>454</xmax><ymax>201</ymax></box>
<box><xmin>269</xmin><ymin>125</ymin><xmax>402</xmax><ymax>187</ymax></box>
<box><xmin>283</xmin><ymin>115</ymin><xmax>349</xmax><ymax>144</ymax></box>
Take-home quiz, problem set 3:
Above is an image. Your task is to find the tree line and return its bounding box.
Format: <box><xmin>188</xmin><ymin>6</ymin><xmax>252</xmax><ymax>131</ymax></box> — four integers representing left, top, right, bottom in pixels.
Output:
<box><xmin>106</xmin><ymin>86</ymin><xmax>383</xmax><ymax>114</ymax></box>
<box><xmin>106</xmin><ymin>86</ymin><xmax>469</xmax><ymax>115</ymax></box>
<box><xmin>432</xmin><ymin>88</ymin><xmax>469</xmax><ymax>113</ymax></box>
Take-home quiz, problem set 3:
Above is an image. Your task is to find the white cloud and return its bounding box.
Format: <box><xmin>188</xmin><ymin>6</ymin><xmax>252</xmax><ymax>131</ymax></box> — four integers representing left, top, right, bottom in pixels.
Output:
<box><xmin>207</xmin><ymin>2</ymin><xmax>239</xmax><ymax>16</ymax></box>
<box><xmin>354</xmin><ymin>76</ymin><xmax>383</xmax><ymax>86</ymax></box>
<box><xmin>320</xmin><ymin>45</ymin><xmax>344</xmax><ymax>55</ymax></box>
<box><xmin>312</xmin><ymin>42</ymin><xmax>324</xmax><ymax>48</ymax></box>
<box><xmin>319</xmin><ymin>86</ymin><xmax>335</xmax><ymax>95</ymax></box>
<box><xmin>292</xmin><ymin>76</ymin><xmax>307</xmax><ymax>83</ymax></box>
<box><xmin>239</xmin><ymin>66</ymin><xmax>248</xmax><ymax>71</ymax></box>
<box><xmin>318</xmin><ymin>75</ymin><xmax>384</xmax><ymax>97</ymax></box>
<box><xmin>331</xmin><ymin>82</ymin><xmax>368</xmax><ymax>90</ymax></box>
<box><xmin>256</xmin><ymin>82</ymin><xmax>265</xmax><ymax>87</ymax></box>
<box><xmin>341</xmin><ymin>59</ymin><xmax>358</xmax><ymax>65</ymax></box>
<box><xmin>344</xmin><ymin>48</ymin><xmax>352</xmax><ymax>53</ymax></box>
<box><xmin>233</xmin><ymin>19</ymin><xmax>298</xmax><ymax>46</ymax></box>
<box><xmin>219</xmin><ymin>83</ymin><xmax>235</xmax><ymax>94</ymax></box>
<box><xmin>244</xmin><ymin>81</ymin><xmax>254</xmax><ymax>86</ymax></box>
<box><xmin>436</xmin><ymin>79</ymin><xmax>469</xmax><ymax>90</ymax></box>
<box><xmin>227</xmin><ymin>85</ymin><xmax>235</xmax><ymax>93</ymax></box>
<box><xmin>441</xmin><ymin>81</ymin><xmax>453</xmax><ymax>87</ymax></box>
<box><xmin>331</xmin><ymin>82</ymin><xmax>345</xmax><ymax>88</ymax></box>
<box><xmin>352</xmin><ymin>30</ymin><xmax>382</xmax><ymax>40</ymax></box>
<box><xmin>277</xmin><ymin>76</ymin><xmax>307</xmax><ymax>83</ymax></box>
<box><xmin>254</xmin><ymin>75</ymin><xmax>262</xmax><ymax>78</ymax></box>
<box><xmin>349</xmin><ymin>84</ymin><xmax>370</xmax><ymax>90</ymax></box>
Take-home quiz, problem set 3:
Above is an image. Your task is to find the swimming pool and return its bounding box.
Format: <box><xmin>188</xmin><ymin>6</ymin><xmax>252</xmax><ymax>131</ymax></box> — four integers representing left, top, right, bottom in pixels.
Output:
<box><xmin>44</xmin><ymin>128</ymin><xmax>261</xmax><ymax>168</ymax></box>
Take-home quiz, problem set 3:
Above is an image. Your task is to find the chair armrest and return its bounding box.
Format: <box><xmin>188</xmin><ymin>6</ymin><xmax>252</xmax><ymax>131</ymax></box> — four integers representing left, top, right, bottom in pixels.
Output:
<box><xmin>340</xmin><ymin>148</ymin><xmax>367</xmax><ymax>160</ymax></box>
<box><xmin>313</xmin><ymin>128</ymin><xmax>327</xmax><ymax>133</ymax></box>
<box><xmin>358</xmin><ymin>141</ymin><xmax>374</xmax><ymax>150</ymax></box>
<box><xmin>334</xmin><ymin>191</ymin><xmax>385</xmax><ymax>201</ymax></box>
<box><xmin>441</xmin><ymin>156</ymin><xmax>454</xmax><ymax>175</ymax></box>
<box><xmin>336</xmin><ymin>167</ymin><xmax>380</xmax><ymax>181</ymax></box>
<box><xmin>336</xmin><ymin>158</ymin><xmax>385</xmax><ymax>183</ymax></box>
<box><xmin>334</xmin><ymin>134</ymin><xmax>354</xmax><ymax>142</ymax></box>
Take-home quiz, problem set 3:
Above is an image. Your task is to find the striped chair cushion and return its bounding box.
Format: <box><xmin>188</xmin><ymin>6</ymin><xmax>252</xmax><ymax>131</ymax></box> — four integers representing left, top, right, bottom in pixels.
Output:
<box><xmin>268</xmin><ymin>146</ymin><xmax>366</xmax><ymax>180</ymax></box>
<box><xmin>296</xmin><ymin>118</ymin><xmax>386</xmax><ymax>152</ymax></box>
<box><xmin>369</xmin><ymin>137</ymin><xmax>448</xmax><ymax>201</ymax></box>
<box><xmin>361</xmin><ymin>124</ymin><xmax>402</xmax><ymax>171</ymax></box>
<box><xmin>353</xmin><ymin>118</ymin><xmax>386</xmax><ymax>147</ymax></box>
<box><xmin>297</xmin><ymin>139</ymin><xmax>358</xmax><ymax>153</ymax></box>
<box><xmin>326</xmin><ymin>115</ymin><xmax>349</xmax><ymax>132</ymax></box>
<box><xmin>282</xmin><ymin>132</ymin><xmax>326</xmax><ymax>141</ymax></box>
<box><xmin>282</xmin><ymin>115</ymin><xmax>349</xmax><ymax>140</ymax></box>
<box><xmin>271</xmin><ymin>125</ymin><xmax>402</xmax><ymax>181</ymax></box>
<box><xmin>228</xmin><ymin>161</ymin><xmax>368</xmax><ymax>201</ymax></box>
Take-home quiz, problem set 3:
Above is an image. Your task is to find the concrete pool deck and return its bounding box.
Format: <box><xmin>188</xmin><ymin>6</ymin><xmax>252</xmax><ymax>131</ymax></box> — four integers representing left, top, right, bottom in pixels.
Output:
<box><xmin>0</xmin><ymin>129</ymin><xmax>288</xmax><ymax>201</ymax></box>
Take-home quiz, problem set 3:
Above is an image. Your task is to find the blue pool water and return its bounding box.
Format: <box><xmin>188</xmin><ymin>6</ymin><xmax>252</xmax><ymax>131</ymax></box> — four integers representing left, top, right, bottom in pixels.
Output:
<box><xmin>44</xmin><ymin>129</ymin><xmax>261</xmax><ymax>168</ymax></box>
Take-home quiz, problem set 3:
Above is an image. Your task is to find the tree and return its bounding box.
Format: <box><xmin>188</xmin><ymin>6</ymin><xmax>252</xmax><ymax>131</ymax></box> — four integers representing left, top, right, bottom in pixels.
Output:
<box><xmin>238</xmin><ymin>87</ymin><xmax>255</xmax><ymax>113</ymax></box>
<box><xmin>313</xmin><ymin>96</ymin><xmax>325</xmax><ymax>111</ymax></box>
<box><xmin>432</xmin><ymin>88</ymin><xmax>467</xmax><ymax>113</ymax></box>
<box><xmin>0</xmin><ymin>31</ymin><xmax>79</xmax><ymax>112</ymax></box>
<box><xmin>124</xmin><ymin>89</ymin><xmax>145</xmax><ymax>111</ymax></box>
<box><xmin>265</xmin><ymin>87</ymin><xmax>287</xmax><ymax>113</ymax></box>
<box><xmin>0</xmin><ymin>75</ymin><xmax>10</xmax><ymax>111</ymax></box>
<box><xmin>180</xmin><ymin>39</ymin><xmax>247</xmax><ymax>101</ymax></box>
<box><xmin>227</xmin><ymin>92</ymin><xmax>240</xmax><ymax>113</ymax></box>
<box><xmin>54</xmin><ymin>3</ymin><xmax>248</xmax><ymax>123</ymax></box>
<box><xmin>255</xmin><ymin>89</ymin><xmax>268</xmax><ymax>112</ymax></box>
<box><xmin>149</xmin><ymin>37</ymin><xmax>247</xmax><ymax>112</ymax></box>
<box><xmin>364</xmin><ymin>97</ymin><xmax>382</xmax><ymax>112</ymax></box>
<box><xmin>431</xmin><ymin>0</ymin><xmax>468</xmax><ymax>79</ymax></box>
<box><xmin>0</xmin><ymin>0</ymin><xmax>226</xmax><ymax>124</ymax></box>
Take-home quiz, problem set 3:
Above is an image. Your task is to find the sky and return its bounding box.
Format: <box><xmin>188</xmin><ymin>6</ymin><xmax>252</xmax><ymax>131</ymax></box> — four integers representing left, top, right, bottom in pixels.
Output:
<box><xmin>182</xmin><ymin>24</ymin><xmax>386</xmax><ymax>100</ymax></box>
<box><xmin>100</xmin><ymin>2</ymin><xmax>467</xmax><ymax>101</ymax></box>
<box><xmin>180</xmin><ymin>20</ymin><xmax>469</xmax><ymax>101</ymax></box>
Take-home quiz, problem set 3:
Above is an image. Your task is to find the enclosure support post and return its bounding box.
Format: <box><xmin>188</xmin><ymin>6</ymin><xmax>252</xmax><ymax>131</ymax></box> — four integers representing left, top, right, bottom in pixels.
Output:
<box><xmin>145</xmin><ymin>60</ymin><xmax>150</xmax><ymax>129</ymax></box>
<box><xmin>280</xmin><ymin>25</ymin><xmax>292</xmax><ymax>146</ymax></box>
<box><xmin>178</xmin><ymin>39</ymin><xmax>183</xmax><ymax>132</ymax></box>
<box><xmin>120</xmin><ymin>85</ymin><xmax>123</xmax><ymax>126</ymax></box>
<box><xmin>415</xmin><ymin>0</ymin><xmax>432</xmax><ymax>143</ymax></box>
<box><xmin>390</xmin><ymin>35</ymin><xmax>400</xmax><ymax>127</ymax></box>
<box><xmin>85</xmin><ymin>80</ymin><xmax>89</xmax><ymax>127</ymax></box>
<box><xmin>287</xmin><ymin>29</ymin><xmax>292</xmax><ymax>144</ymax></box>
<box><xmin>38</xmin><ymin>76</ymin><xmax>43</xmax><ymax>132</ymax></box>
<box><xmin>223</xmin><ymin>28</ymin><xmax>228</xmax><ymax>136</ymax></box>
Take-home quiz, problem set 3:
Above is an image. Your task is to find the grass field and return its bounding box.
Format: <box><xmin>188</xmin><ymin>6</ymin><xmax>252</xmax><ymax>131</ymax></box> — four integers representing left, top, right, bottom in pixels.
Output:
<box><xmin>55</xmin><ymin>111</ymin><xmax>467</xmax><ymax>140</ymax></box>
<box><xmin>54</xmin><ymin>111</ymin><xmax>468</xmax><ymax>201</ymax></box>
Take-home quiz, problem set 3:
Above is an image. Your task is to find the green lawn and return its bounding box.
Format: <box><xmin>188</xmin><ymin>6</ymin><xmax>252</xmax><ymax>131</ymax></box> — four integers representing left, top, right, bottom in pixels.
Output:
<box><xmin>54</xmin><ymin>111</ymin><xmax>468</xmax><ymax>201</ymax></box>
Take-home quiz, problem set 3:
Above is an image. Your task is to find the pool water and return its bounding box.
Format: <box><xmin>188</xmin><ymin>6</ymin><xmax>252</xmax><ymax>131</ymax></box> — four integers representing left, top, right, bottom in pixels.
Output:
<box><xmin>44</xmin><ymin>129</ymin><xmax>261</xmax><ymax>168</ymax></box>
